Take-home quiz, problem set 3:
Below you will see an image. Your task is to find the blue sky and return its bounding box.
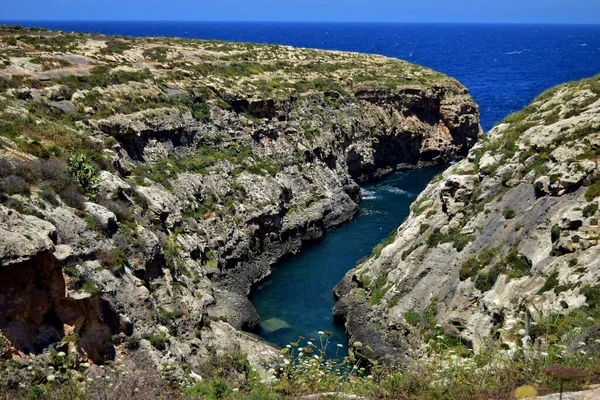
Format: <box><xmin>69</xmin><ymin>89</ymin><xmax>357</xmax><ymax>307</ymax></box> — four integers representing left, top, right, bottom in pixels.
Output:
<box><xmin>3</xmin><ymin>0</ymin><xmax>600</xmax><ymax>24</ymax></box>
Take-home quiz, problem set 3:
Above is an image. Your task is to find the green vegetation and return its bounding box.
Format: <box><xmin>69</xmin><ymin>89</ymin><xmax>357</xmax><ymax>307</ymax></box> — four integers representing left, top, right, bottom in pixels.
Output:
<box><xmin>502</xmin><ymin>208</ymin><xmax>516</xmax><ymax>219</ymax></box>
<box><xmin>469</xmin><ymin>247</ymin><xmax>532</xmax><ymax>292</ymax></box>
<box><xmin>141</xmin><ymin>332</ymin><xmax>169</xmax><ymax>351</ymax></box>
<box><xmin>99</xmin><ymin>38</ymin><xmax>133</xmax><ymax>55</ymax></box>
<box><xmin>132</xmin><ymin>144</ymin><xmax>280</xmax><ymax>191</ymax></box>
<box><xmin>369</xmin><ymin>277</ymin><xmax>391</xmax><ymax>305</ymax></box>
<box><xmin>410</xmin><ymin>196</ymin><xmax>431</xmax><ymax>216</ymax></box>
<box><xmin>370</xmin><ymin>229</ymin><xmax>398</xmax><ymax>260</ymax></box>
<box><xmin>427</xmin><ymin>227</ymin><xmax>474</xmax><ymax>252</ymax></box>
<box><xmin>582</xmin><ymin>202</ymin><xmax>598</xmax><ymax>217</ymax></box>
<box><xmin>98</xmin><ymin>248</ymin><xmax>129</xmax><ymax>276</ymax></box>
<box><xmin>459</xmin><ymin>246</ymin><xmax>499</xmax><ymax>281</ymax></box>
<box><xmin>67</xmin><ymin>153</ymin><xmax>99</xmax><ymax>199</ymax></box>
<box><xmin>585</xmin><ymin>183</ymin><xmax>600</xmax><ymax>202</ymax></box>
<box><xmin>473</xmin><ymin>74</ymin><xmax>600</xmax><ymax>177</ymax></box>
<box><xmin>2</xmin><ymin>309</ymin><xmax>600</xmax><ymax>399</ymax></box>
<box><xmin>0</xmin><ymin>157</ymin><xmax>85</xmax><ymax>210</ymax></box>
<box><xmin>57</xmin><ymin>66</ymin><xmax>152</xmax><ymax>96</ymax></box>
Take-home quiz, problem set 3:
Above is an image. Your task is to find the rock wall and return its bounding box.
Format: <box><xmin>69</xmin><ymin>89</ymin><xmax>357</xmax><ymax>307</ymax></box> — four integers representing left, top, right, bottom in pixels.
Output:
<box><xmin>334</xmin><ymin>75</ymin><xmax>600</xmax><ymax>362</ymax></box>
<box><xmin>0</xmin><ymin>27</ymin><xmax>481</xmax><ymax>379</ymax></box>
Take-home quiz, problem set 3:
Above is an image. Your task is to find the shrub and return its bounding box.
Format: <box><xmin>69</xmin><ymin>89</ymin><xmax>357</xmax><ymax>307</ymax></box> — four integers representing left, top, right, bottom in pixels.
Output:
<box><xmin>427</xmin><ymin>227</ymin><xmax>474</xmax><ymax>252</ymax></box>
<box><xmin>142</xmin><ymin>332</ymin><xmax>168</xmax><ymax>351</ymax></box>
<box><xmin>582</xmin><ymin>202</ymin><xmax>598</xmax><ymax>217</ymax></box>
<box><xmin>539</xmin><ymin>271</ymin><xmax>560</xmax><ymax>294</ymax></box>
<box><xmin>0</xmin><ymin>175</ymin><xmax>30</xmax><ymax>196</ymax></box>
<box><xmin>581</xmin><ymin>285</ymin><xmax>600</xmax><ymax>308</ymax></box>
<box><xmin>183</xmin><ymin>379</ymin><xmax>229</xmax><ymax>400</ymax></box>
<box><xmin>404</xmin><ymin>310</ymin><xmax>421</xmax><ymax>326</ymax></box>
<box><xmin>0</xmin><ymin>157</ymin><xmax>84</xmax><ymax>208</ymax></box>
<box><xmin>67</xmin><ymin>153</ymin><xmax>99</xmax><ymax>198</ymax></box>
<box><xmin>503</xmin><ymin>208</ymin><xmax>516</xmax><ymax>219</ymax></box>
<box><xmin>585</xmin><ymin>183</ymin><xmax>600</xmax><ymax>202</ymax></box>
<box><xmin>504</xmin><ymin>249</ymin><xmax>532</xmax><ymax>278</ymax></box>
<box><xmin>371</xmin><ymin>229</ymin><xmax>398</xmax><ymax>260</ymax></box>
<box><xmin>82</xmin><ymin>282</ymin><xmax>100</xmax><ymax>295</ymax></box>
<box><xmin>98</xmin><ymin>248</ymin><xmax>129</xmax><ymax>276</ymax></box>
<box><xmin>474</xmin><ymin>264</ymin><xmax>506</xmax><ymax>292</ymax></box>
<box><xmin>551</xmin><ymin>224</ymin><xmax>561</xmax><ymax>242</ymax></box>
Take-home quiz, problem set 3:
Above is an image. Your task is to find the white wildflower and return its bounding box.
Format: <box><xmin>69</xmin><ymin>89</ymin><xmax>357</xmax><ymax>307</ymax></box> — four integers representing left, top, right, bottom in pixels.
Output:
<box><xmin>47</xmin><ymin>375</ymin><xmax>56</xmax><ymax>382</ymax></box>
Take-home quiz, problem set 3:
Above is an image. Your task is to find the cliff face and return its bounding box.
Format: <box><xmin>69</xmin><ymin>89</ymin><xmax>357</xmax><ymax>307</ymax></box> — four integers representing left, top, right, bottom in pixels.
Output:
<box><xmin>335</xmin><ymin>75</ymin><xmax>600</xmax><ymax>361</ymax></box>
<box><xmin>0</xmin><ymin>26</ymin><xmax>480</xmax><ymax>378</ymax></box>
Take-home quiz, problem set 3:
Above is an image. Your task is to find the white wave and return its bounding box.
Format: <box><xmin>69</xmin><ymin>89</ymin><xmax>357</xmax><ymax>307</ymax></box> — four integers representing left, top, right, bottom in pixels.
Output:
<box><xmin>362</xmin><ymin>195</ymin><xmax>379</xmax><ymax>200</ymax></box>
<box><xmin>361</xmin><ymin>209</ymin><xmax>382</xmax><ymax>216</ymax></box>
<box><xmin>361</xmin><ymin>189</ymin><xmax>378</xmax><ymax>200</ymax></box>
<box><xmin>504</xmin><ymin>49</ymin><xmax>528</xmax><ymax>55</ymax></box>
<box><xmin>382</xmin><ymin>186</ymin><xmax>412</xmax><ymax>196</ymax></box>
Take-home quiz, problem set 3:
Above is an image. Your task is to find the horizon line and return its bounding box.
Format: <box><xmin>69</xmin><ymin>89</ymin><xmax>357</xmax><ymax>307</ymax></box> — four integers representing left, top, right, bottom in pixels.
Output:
<box><xmin>2</xmin><ymin>19</ymin><xmax>599</xmax><ymax>26</ymax></box>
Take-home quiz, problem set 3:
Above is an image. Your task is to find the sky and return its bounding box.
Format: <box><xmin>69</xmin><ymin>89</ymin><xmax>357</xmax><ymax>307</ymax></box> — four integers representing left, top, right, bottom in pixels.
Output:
<box><xmin>2</xmin><ymin>0</ymin><xmax>600</xmax><ymax>24</ymax></box>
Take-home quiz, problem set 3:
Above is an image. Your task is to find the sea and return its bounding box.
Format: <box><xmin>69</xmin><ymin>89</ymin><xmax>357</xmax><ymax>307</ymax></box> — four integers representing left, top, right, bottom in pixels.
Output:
<box><xmin>5</xmin><ymin>21</ymin><xmax>600</xmax><ymax>357</ymax></box>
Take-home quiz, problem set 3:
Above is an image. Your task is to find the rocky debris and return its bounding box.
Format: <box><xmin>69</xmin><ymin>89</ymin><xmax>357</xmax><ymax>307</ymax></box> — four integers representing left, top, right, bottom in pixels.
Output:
<box><xmin>335</xmin><ymin>74</ymin><xmax>600</xmax><ymax>361</ymax></box>
<box><xmin>0</xmin><ymin>205</ymin><xmax>56</xmax><ymax>266</ymax></box>
<box><xmin>84</xmin><ymin>202</ymin><xmax>117</xmax><ymax>232</ymax></box>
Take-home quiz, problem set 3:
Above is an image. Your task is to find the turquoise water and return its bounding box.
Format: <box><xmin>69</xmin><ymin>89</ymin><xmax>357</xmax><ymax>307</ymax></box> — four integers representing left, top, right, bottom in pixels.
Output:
<box><xmin>249</xmin><ymin>166</ymin><xmax>446</xmax><ymax>358</ymax></box>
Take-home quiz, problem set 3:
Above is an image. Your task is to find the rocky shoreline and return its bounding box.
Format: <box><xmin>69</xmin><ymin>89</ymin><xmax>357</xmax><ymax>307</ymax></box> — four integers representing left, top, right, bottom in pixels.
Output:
<box><xmin>0</xmin><ymin>25</ymin><xmax>481</xmax><ymax>380</ymax></box>
<box><xmin>334</xmin><ymin>74</ymin><xmax>600</xmax><ymax>363</ymax></box>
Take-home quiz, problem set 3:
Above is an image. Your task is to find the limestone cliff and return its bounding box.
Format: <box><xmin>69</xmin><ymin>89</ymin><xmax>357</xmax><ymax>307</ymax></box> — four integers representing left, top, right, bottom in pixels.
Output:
<box><xmin>335</xmin><ymin>75</ymin><xmax>600</xmax><ymax>362</ymax></box>
<box><xmin>0</xmin><ymin>26</ymin><xmax>480</xmax><ymax>379</ymax></box>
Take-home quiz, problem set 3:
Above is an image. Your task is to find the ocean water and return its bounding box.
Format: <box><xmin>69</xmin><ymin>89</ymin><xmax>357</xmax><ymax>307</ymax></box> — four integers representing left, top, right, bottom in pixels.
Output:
<box><xmin>3</xmin><ymin>21</ymin><xmax>600</xmax><ymax>131</ymax></box>
<box><xmin>5</xmin><ymin>21</ymin><xmax>600</xmax><ymax>357</ymax></box>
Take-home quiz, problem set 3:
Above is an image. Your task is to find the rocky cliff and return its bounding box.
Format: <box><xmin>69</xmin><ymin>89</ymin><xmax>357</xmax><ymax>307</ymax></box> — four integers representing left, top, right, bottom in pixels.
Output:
<box><xmin>335</xmin><ymin>75</ymin><xmax>600</xmax><ymax>362</ymax></box>
<box><xmin>0</xmin><ymin>25</ymin><xmax>480</xmax><ymax>380</ymax></box>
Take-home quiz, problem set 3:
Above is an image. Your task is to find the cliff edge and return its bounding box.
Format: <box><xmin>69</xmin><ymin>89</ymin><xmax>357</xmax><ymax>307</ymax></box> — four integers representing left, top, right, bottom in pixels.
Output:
<box><xmin>335</xmin><ymin>75</ymin><xmax>600</xmax><ymax>363</ymax></box>
<box><xmin>0</xmin><ymin>25</ymin><xmax>480</xmax><ymax>381</ymax></box>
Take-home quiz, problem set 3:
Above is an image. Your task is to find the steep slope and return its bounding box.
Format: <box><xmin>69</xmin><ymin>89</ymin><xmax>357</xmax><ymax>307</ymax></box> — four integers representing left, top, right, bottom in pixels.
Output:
<box><xmin>335</xmin><ymin>75</ymin><xmax>600</xmax><ymax>362</ymax></box>
<box><xmin>0</xmin><ymin>25</ymin><xmax>480</xmax><ymax>379</ymax></box>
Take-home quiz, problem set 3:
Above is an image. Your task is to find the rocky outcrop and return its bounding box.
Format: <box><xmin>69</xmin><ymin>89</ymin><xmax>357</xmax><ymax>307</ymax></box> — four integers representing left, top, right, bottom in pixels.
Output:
<box><xmin>0</xmin><ymin>26</ymin><xmax>480</xmax><ymax>380</ymax></box>
<box><xmin>334</xmin><ymin>75</ymin><xmax>600</xmax><ymax>361</ymax></box>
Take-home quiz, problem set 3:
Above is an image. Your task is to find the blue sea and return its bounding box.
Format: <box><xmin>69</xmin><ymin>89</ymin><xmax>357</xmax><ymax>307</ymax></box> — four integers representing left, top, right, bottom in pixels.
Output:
<box><xmin>5</xmin><ymin>21</ymin><xmax>600</xmax><ymax>356</ymax></box>
<box><xmin>3</xmin><ymin>21</ymin><xmax>600</xmax><ymax>131</ymax></box>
